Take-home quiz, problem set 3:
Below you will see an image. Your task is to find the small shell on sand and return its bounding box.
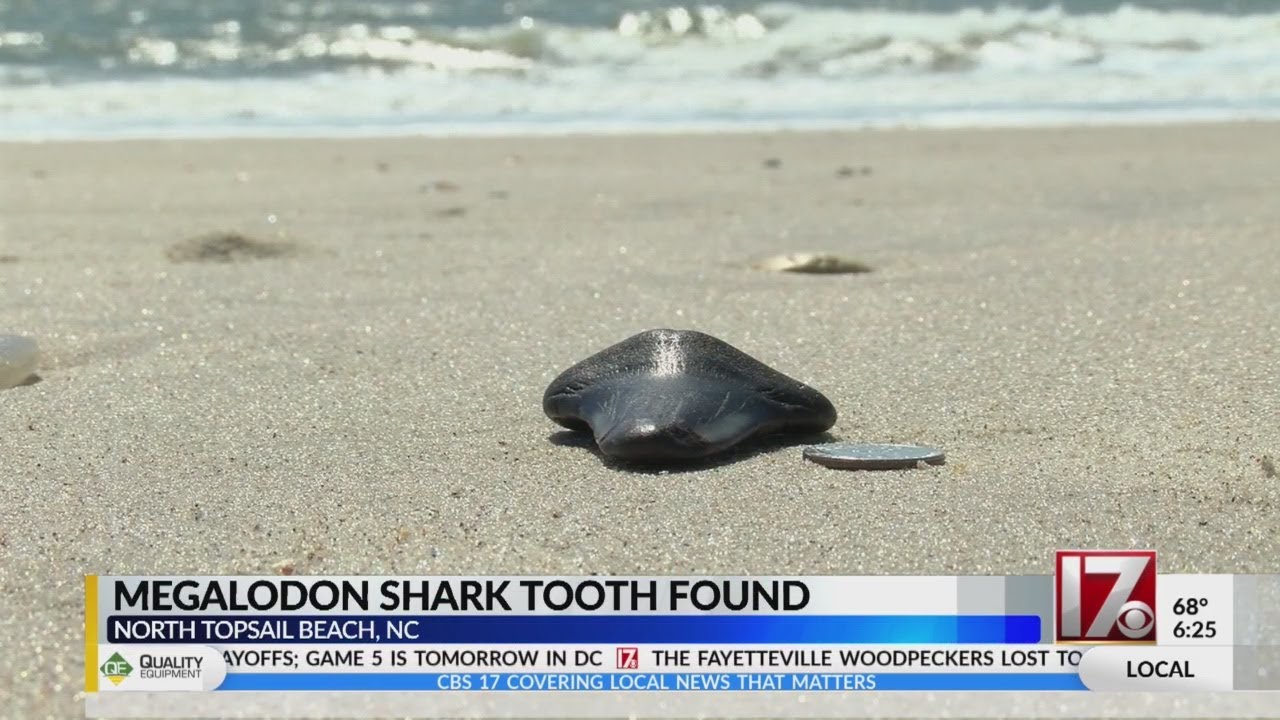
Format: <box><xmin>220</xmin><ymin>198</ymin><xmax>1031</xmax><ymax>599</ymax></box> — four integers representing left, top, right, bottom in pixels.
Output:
<box><xmin>0</xmin><ymin>335</ymin><xmax>39</xmax><ymax>389</ymax></box>
<box><xmin>751</xmin><ymin>253</ymin><xmax>872</xmax><ymax>275</ymax></box>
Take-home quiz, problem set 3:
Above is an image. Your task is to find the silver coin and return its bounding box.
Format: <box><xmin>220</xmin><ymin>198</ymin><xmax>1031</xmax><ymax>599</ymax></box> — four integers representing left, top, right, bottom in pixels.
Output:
<box><xmin>803</xmin><ymin>443</ymin><xmax>945</xmax><ymax>470</ymax></box>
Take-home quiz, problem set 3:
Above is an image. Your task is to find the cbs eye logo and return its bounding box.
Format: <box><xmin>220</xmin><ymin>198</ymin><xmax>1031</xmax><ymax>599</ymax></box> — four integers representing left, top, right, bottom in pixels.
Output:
<box><xmin>1113</xmin><ymin>599</ymin><xmax>1156</xmax><ymax>639</ymax></box>
<box><xmin>1055</xmin><ymin>550</ymin><xmax>1157</xmax><ymax>643</ymax></box>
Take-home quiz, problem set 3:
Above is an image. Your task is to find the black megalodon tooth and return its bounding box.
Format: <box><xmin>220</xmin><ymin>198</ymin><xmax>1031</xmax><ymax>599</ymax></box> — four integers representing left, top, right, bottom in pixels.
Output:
<box><xmin>544</xmin><ymin>329</ymin><xmax>837</xmax><ymax>463</ymax></box>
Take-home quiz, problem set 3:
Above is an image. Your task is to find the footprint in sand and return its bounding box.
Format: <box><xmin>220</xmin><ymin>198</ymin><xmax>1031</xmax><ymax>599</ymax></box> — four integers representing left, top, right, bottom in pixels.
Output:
<box><xmin>166</xmin><ymin>232</ymin><xmax>300</xmax><ymax>264</ymax></box>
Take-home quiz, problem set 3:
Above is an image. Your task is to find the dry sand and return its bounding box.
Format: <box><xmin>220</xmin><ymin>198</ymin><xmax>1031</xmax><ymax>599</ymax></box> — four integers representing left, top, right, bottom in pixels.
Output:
<box><xmin>1</xmin><ymin>123</ymin><xmax>1278</xmax><ymax>716</ymax></box>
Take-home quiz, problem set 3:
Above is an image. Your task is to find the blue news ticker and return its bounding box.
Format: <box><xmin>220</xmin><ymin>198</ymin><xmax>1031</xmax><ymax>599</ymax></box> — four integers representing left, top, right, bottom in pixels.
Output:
<box><xmin>107</xmin><ymin>614</ymin><xmax>1040</xmax><ymax>644</ymax></box>
<box><xmin>218</xmin><ymin>672</ymin><xmax>1085</xmax><ymax>692</ymax></box>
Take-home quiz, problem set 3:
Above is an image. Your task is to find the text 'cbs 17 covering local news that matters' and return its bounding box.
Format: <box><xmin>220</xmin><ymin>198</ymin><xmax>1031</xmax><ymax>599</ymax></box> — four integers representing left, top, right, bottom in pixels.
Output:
<box><xmin>84</xmin><ymin>551</ymin><xmax>1276</xmax><ymax>717</ymax></box>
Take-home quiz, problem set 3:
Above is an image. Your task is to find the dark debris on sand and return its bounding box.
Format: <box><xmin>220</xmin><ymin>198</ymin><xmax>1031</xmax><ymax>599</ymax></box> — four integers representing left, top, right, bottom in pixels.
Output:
<box><xmin>166</xmin><ymin>232</ymin><xmax>300</xmax><ymax>263</ymax></box>
<box><xmin>836</xmin><ymin>165</ymin><xmax>873</xmax><ymax>177</ymax></box>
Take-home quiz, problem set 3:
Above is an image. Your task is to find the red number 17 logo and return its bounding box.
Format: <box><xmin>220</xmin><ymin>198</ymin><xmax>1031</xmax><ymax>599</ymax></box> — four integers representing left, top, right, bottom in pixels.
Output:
<box><xmin>1055</xmin><ymin>550</ymin><xmax>1157</xmax><ymax>643</ymax></box>
<box><xmin>616</xmin><ymin>647</ymin><xmax>639</xmax><ymax>669</ymax></box>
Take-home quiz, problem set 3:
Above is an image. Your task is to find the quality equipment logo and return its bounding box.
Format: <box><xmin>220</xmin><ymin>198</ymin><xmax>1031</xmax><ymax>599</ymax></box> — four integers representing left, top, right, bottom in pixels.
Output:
<box><xmin>101</xmin><ymin>652</ymin><xmax>133</xmax><ymax>686</ymax></box>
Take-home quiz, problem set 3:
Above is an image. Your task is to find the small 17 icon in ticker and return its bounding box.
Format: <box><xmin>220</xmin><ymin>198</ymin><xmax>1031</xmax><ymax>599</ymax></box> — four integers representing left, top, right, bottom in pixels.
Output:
<box><xmin>616</xmin><ymin>647</ymin><xmax>639</xmax><ymax>669</ymax></box>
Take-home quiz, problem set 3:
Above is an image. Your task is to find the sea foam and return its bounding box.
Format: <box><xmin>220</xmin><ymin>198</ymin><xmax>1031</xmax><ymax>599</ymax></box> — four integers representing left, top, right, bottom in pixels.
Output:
<box><xmin>1</xmin><ymin>3</ymin><xmax>1278</xmax><ymax>138</ymax></box>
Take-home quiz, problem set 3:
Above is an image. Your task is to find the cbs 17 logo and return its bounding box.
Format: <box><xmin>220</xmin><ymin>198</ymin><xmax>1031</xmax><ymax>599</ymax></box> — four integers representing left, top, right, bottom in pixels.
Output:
<box><xmin>1055</xmin><ymin>550</ymin><xmax>1157</xmax><ymax>643</ymax></box>
<box><xmin>616</xmin><ymin>647</ymin><xmax>639</xmax><ymax>669</ymax></box>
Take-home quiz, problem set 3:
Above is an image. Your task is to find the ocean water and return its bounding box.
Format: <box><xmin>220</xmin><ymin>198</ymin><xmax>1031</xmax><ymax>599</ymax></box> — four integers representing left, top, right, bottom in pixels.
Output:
<box><xmin>1</xmin><ymin>0</ymin><xmax>1278</xmax><ymax>138</ymax></box>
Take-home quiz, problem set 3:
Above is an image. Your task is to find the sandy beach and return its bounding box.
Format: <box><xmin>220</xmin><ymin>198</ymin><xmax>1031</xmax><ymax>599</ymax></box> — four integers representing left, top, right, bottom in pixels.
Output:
<box><xmin>1</xmin><ymin>123</ymin><xmax>1278</xmax><ymax>715</ymax></box>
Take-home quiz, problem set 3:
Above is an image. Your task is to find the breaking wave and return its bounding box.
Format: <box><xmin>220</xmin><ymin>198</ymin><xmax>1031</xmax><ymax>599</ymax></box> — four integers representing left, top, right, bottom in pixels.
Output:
<box><xmin>2</xmin><ymin>1</ymin><xmax>1278</xmax><ymax>137</ymax></box>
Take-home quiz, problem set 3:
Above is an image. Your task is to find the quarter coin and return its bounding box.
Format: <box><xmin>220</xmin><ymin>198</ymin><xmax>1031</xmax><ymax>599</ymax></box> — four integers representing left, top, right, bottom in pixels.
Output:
<box><xmin>803</xmin><ymin>443</ymin><xmax>945</xmax><ymax>470</ymax></box>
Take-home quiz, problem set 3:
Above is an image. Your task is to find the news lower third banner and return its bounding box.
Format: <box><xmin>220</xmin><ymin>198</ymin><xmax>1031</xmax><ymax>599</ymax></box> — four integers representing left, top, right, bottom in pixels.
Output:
<box><xmin>83</xmin><ymin>561</ymin><xmax>1280</xmax><ymax>718</ymax></box>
